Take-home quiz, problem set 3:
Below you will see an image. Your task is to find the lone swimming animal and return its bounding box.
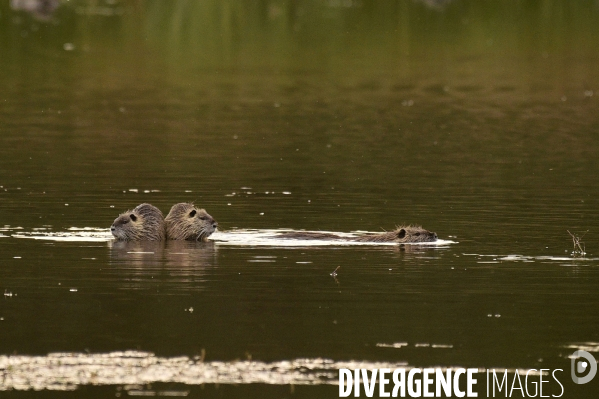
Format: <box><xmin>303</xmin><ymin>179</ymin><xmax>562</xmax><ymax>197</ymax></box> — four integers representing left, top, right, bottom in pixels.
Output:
<box><xmin>277</xmin><ymin>225</ymin><xmax>437</xmax><ymax>243</ymax></box>
<box><xmin>165</xmin><ymin>202</ymin><xmax>218</xmax><ymax>241</ymax></box>
<box><xmin>111</xmin><ymin>203</ymin><xmax>166</xmax><ymax>241</ymax></box>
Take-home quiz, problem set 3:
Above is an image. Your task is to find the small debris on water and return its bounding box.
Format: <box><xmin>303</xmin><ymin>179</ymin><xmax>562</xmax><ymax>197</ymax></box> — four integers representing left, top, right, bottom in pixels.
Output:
<box><xmin>4</xmin><ymin>290</ymin><xmax>14</xmax><ymax>297</ymax></box>
<box><xmin>330</xmin><ymin>266</ymin><xmax>340</xmax><ymax>277</ymax></box>
<box><xmin>63</xmin><ymin>43</ymin><xmax>75</xmax><ymax>51</ymax></box>
<box><xmin>259</xmin><ymin>212</ymin><xmax>264</xmax><ymax>216</ymax></box>
<box><xmin>567</xmin><ymin>230</ymin><xmax>587</xmax><ymax>256</ymax></box>
<box><xmin>70</xmin><ymin>288</ymin><xmax>78</xmax><ymax>292</ymax></box>
<box><xmin>282</xmin><ymin>191</ymin><xmax>291</xmax><ymax>195</ymax></box>
<box><xmin>14</xmin><ymin>256</ymin><xmax>21</xmax><ymax>259</ymax></box>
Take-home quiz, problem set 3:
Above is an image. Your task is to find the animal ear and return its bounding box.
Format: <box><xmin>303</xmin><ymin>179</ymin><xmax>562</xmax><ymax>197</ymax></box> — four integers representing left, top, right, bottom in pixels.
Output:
<box><xmin>130</xmin><ymin>214</ymin><xmax>137</xmax><ymax>222</ymax></box>
<box><xmin>397</xmin><ymin>228</ymin><xmax>406</xmax><ymax>239</ymax></box>
<box><xmin>189</xmin><ymin>210</ymin><xmax>197</xmax><ymax>217</ymax></box>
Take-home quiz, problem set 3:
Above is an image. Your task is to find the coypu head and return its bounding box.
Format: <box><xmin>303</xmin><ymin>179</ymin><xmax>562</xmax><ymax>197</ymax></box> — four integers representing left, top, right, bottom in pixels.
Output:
<box><xmin>353</xmin><ymin>225</ymin><xmax>437</xmax><ymax>243</ymax></box>
<box><xmin>394</xmin><ymin>225</ymin><xmax>437</xmax><ymax>243</ymax></box>
<box><xmin>165</xmin><ymin>202</ymin><xmax>218</xmax><ymax>241</ymax></box>
<box><xmin>111</xmin><ymin>203</ymin><xmax>166</xmax><ymax>241</ymax></box>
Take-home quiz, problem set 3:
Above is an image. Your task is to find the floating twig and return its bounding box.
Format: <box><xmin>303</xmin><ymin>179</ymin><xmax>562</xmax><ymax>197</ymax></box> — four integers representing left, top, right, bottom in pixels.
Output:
<box><xmin>330</xmin><ymin>266</ymin><xmax>340</xmax><ymax>277</ymax></box>
<box><xmin>567</xmin><ymin>230</ymin><xmax>587</xmax><ymax>256</ymax></box>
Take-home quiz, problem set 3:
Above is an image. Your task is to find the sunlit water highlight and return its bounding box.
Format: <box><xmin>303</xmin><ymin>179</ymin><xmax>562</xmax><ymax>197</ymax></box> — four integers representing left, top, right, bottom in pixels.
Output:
<box><xmin>12</xmin><ymin>228</ymin><xmax>112</xmax><ymax>242</ymax></box>
<box><xmin>210</xmin><ymin>230</ymin><xmax>453</xmax><ymax>247</ymax></box>
<box><xmin>11</xmin><ymin>228</ymin><xmax>455</xmax><ymax>247</ymax></box>
<box><xmin>463</xmin><ymin>253</ymin><xmax>599</xmax><ymax>265</ymax></box>
<box><xmin>1</xmin><ymin>348</ymin><xmax>571</xmax><ymax>391</ymax></box>
<box><xmin>0</xmin><ymin>351</ymin><xmax>407</xmax><ymax>391</ymax></box>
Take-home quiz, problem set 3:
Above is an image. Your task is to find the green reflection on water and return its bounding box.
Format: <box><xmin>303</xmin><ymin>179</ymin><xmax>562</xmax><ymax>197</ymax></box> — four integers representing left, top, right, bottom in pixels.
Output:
<box><xmin>2</xmin><ymin>1</ymin><xmax>599</xmax><ymax>77</ymax></box>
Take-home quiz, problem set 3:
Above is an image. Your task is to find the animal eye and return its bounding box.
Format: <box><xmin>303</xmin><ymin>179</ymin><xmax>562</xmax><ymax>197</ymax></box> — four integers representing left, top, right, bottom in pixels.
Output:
<box><xmin>122</xmin><ymin>220</ymin><xmax>129</xmax><ymax>225</ymax></box>
<box><xmin>415</xmin><ymin>232</ymin><xmax>420</xmax><ymax>236</ymax></box>
<box><xmin>189</xmin><ymin>210</ymin><xmax>197</xmax><ymax>217</ymax></box>
<box><xmin>199</xmin><ymin>216</ymin><xmax>207</xmax><ymax>221</ymax></box>
<box><xmin>130</xmin><ymin>214</ymin><xmax>137</xmax><ymax>222</ymax></box>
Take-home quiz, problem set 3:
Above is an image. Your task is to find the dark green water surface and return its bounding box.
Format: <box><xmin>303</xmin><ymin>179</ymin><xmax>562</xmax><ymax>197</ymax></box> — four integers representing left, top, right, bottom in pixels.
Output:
<box><xmin>1</xmin><ymin>1</ymin><xmax>599</xmax><ymax>398</ymax></box>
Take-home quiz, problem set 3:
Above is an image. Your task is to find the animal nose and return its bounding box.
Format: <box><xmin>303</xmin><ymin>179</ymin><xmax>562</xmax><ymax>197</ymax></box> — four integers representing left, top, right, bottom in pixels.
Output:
<box><xmin>212</xmin><ymin>221</ymin><xmax>218</xmax><ymax>229</ymax></box>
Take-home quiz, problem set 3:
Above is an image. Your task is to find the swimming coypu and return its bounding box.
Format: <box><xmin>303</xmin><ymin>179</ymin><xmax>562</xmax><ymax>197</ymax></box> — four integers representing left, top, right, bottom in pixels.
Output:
<box><xmin>111</xmin><ymin>203</ymin><xmax>166</xmax><ymax>241</ymax></box>
<box><xmin>165</xmin><ymin>202</ymin><xmax>218</xmax><ymax>241</ymax></box>
<box><xmin>277</xmin><ymin>225</ymin><xmax>437</xmax><ymax>243</ymax></box>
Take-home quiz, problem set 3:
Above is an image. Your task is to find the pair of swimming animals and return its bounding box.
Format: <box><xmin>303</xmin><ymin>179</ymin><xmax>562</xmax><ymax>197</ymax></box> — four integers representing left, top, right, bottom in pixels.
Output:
<box><xmin>110</xmin><ymin>203</ymin><xmax>438</xmax><ymax>244</ymax></box>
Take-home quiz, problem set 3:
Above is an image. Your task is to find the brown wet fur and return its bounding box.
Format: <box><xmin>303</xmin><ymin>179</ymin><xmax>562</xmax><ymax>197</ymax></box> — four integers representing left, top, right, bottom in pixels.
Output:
<box><xmin>111</xmin><ymin>203</ymin><xmax>166</xmax><ymax>241</ymax></box>
<box><xmin>278</xmin><ymin>226</ymin><xmax>437</xmax><ymax>243</ymax></box>
<box><xmin>165</xmin><ymin>202</ymin><xmax>218</xmax><ymax>241</ymax></box>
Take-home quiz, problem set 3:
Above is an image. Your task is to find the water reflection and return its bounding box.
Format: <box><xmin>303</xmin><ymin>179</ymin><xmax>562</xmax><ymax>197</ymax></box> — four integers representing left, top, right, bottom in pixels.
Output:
<box><xmin>10</xmin><ymin>0</ymin><xmax>59</xmax><ymax>21</ymax></box>
<box><xmin>163</xmin><ymin>240</ymin><xmax>218</xmax><ymax>270</ymax></box>
<box><xmin>108</xmin><ymin>240</ymin><xmax>166</xmax><ymax>265</ymax></box>
<box><xmin>106</xmin><ymin>240</ymin><xmax>217</xmax><ymax>293</ymax></box>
